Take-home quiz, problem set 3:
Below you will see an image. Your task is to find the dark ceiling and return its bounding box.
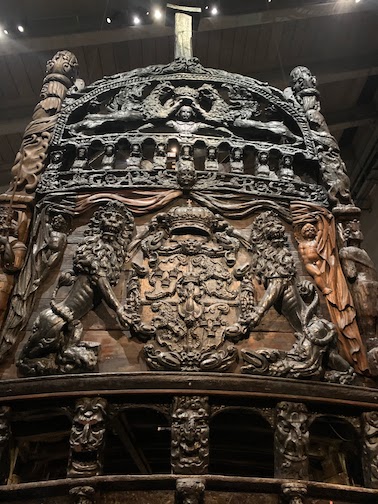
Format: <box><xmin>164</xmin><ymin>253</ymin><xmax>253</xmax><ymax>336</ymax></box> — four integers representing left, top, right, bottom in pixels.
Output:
<box><xmin>0</xmin><ymin>0</ymin><xmax>376</xmax><ymax>232</ymax></box>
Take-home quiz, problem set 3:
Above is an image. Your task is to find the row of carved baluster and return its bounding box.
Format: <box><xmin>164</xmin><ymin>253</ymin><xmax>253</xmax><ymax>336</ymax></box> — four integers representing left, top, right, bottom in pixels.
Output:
<box><xmin>50</xmin><ymin>143</ymin><xmax>299</xmax><ymax>180</ymax></box>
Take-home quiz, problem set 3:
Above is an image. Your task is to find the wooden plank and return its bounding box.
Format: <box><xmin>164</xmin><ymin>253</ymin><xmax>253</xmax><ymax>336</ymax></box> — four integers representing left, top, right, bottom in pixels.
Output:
<box><xmin>155</xmin><ymin>35</ymin><xmax>170</xmax><ymax>66</ymax></box>
<box><xmin>127</xmin><ymin>39</ymin><xmax>143</xmax><ymax>72</ymax></box>
<box><xmin>99</xmin><ymin>43</ymin><xmax>116</xmax><ymax>78</ymax></box>
<box><xmin>193</xmin><ymin>30</ymin><xmax>208</xmax><ymax>65</ymax></box>
<box><xmin>113</xmin><ymin>40</ymin><xmax>131</xmax><ymax>73</ymax></box>
<box><xmin>4</xmin><ymin>54</ymin><xmax>36</xmax><ymax>100</ymax></box>
<box><xmin>219</xmin><ymin>28</ymin><xmax>235</xmax><ymax>72</ymax></box>
<box><xmin>83</xmin><ymin>46</ymin><xmax>103</xmax><ymax>84</ymax></box>
<box><xmin>241</xmin><ymin>25</ymin><xmax>260</xmax><ymax>77</ymax></box>
<box><xmin>253</xmin><ymin>24</ymin><xmax>272</xmax><ymax>71</ymax></box>
<box><xmin>69</xmin><ymin>46</ymin><xmax>89</xmax><ymax>85</ymax></box>
<box><xmin>206</xmin><ymin>29</ymin><xmax>222</xmax><ymax>69</ymax></box>
<box><xmin>0</xmin><ymin>57</ymin><xmax>18</xmax><ymax>98</ymax></box>
<box><xmin>20</xmin><ymin>53</ymin><xmax>45</xmax><ymax>96</ymax></box>
<box><xmin>0</xmin><ymin>135</ymin><xmax>15</xmax><ymax>164</ymax></box>
<box><xmin>141</xmin><ymin>38</ymin><xmax>157</xmax><ymax>67</ymax></box>
<box><xmin>229</xmin><ymin>26</ymin><xmax>249</xmax><ymax>73</ymax></box>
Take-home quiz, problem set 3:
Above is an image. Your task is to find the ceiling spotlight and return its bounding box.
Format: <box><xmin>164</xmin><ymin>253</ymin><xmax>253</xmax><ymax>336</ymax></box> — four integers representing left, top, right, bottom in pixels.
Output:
<box><xmin>153</xmin><ymin>8</ymin><xmax>163</xmax><ymax>20</ymax></box>
<box><xmin>3</xmin><ymin>29</ymin><xmax>8</xmax><ymax>35</ymax></box>
<box><xmin>355</xmin><ymin>0</ymin><xmax>361</xmax><ymax>3</ymax></box>
<box><xmin>106</xmin><ymin>17</ymin><xmax>112</xmax><ymax>24</ymax></box>
<box><xmin>133</xmin><ymin>15</ymin><xmax>141</xmax><ymax>25</ymax></box>
<box><xmin>205</xmin><ymin>5</ymin><xmax>209</xmax><ymax>9</ymax></box>
<box><xmin>210</xmin><ymin>6</ymin><xmax>218</xmax><ymax>15</ymax></box>
<box><xmin>17</xmin><ymin>25</ymin><xmax>24</xmax><ymax>33</ymax></box>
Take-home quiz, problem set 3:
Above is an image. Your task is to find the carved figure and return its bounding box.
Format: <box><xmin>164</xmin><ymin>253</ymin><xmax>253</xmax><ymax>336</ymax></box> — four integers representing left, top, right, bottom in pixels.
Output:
<box><xmin>126</xmin><ymin>144</ymin><xmax>142</xmax><ymax>168</ymax></box>
<box><xmin>69</xmin><ymin>486</ymin><xmax>95</xmax><ymax>504</ymax></box>
<box><xmin>230</xmin><ymin>147</ymin><xmax>243</xmax><ymax>173</ymax></box>
<box><xmin>292</xmin><ymin>203</ymin><xmax>369</xmax><ymax>374</ymax></box>
<box><xmin>279</xmin><ymin>154</ymin><xmax>295</xmax><ymax>180</ymax></box>
<box><xmin>255</xmin><ymin>150</ymin><xmax>276</xmax><ymax>179</ymax></box>
<box><xmin>285</xmin><ymin>65</ymin><xmax>352</xmax><ymax>206</ymax></box>
<box><xmin>339</xmin><ymin>220</ymin><xmax>378</xmax><ymax>374</ymax></box>
<box><xmin>176</xmin><ymin>158</ymin><xmax>197</xmax><ymax>189</ymax></box>
<box><xmin>8</xmin><ymin>50</ymin><xmax>79</xmax><ymax>194</ymax></box>
<box><xmin>17</xmin><ymin>201</ymin><xmax>134</xmax><ymax>376</ymax></box>
<box><xmin>166</xmin><ymin>105</ymin><xmax>211</xmax><ymax>136</ymax></box>
<box><xmin>281</xmin><ymin>482</ymin><xmax>307</xmax><ymax>504</ymax></box>
<box><xmin>171</xmin><ymin>396</ymin><xmax>209</xmax><ymax>474</ymax></box>
<box><xmin>101</xmin><ymin>145</ymin><xmax>116</xmax><ymax>170</ymax></box>
<box><xmin>68</xmin><ymin>397</ymin><xmax>107</xmax><ymax>478</ymax></box>
<box><xmin>153</xmin><ymin>142</ymin><xmax>167</xmax><ymax>168</ymax></box>
<box><xmin>205</xmin><ymin>146</ymin><xmax>218</xmax><ymax>171</ymax></box>
<box><xmin>275</xmin><ymin>402</ymin><xmax>309</xmax><ymax>479</ymax></box>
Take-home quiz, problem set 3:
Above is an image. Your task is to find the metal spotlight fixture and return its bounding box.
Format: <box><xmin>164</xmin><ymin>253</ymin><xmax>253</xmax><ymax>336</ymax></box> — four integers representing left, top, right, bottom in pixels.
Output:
<box><xmin>17</xmin><ymin>25</ymin><xmax>24</xmax><ymax>33</ymax></box>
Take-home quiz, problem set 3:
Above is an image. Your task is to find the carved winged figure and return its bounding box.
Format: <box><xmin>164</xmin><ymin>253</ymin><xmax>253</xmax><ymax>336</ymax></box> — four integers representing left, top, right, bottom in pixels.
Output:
<box><xmin>17</xmin><ymin>201</ymin><xmax>134</xmax><ymax>376</ymax></box>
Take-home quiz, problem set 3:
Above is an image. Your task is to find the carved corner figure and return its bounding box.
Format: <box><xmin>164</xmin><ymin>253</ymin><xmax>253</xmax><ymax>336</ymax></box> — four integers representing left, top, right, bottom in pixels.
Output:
<box><xmin>285</xmin><ymin>65</ymin><xmax>352</xmax><ymax>207</ymax></box>
<box><xmin>171</xmin><ymin>396</ymin><xmax>209</xmax><ymax>475</ymax></box>
<box><xmin>17</xmin><ymin>201</ymin><xmax>134</xmax><ymax>376</ymax></box>
<box><xmin>68</xmin><ymin>397</ymin><xmax>107</xmax><ymax>478</ymax></box>
<box><xmin>275</xmin><ymin>402</ymin><xmax>309</xmax><ymax>480</ymax></box>
<box><xmin>8</xmin><ymin>50</ymin><xmax>79</xmax><ymax>195</ymax></box>
<box><xmin>339</xmin><ymin>219</ymin><xmax>378</xmax><ymax>375</ymax></box>
<box><xmin>0</xmin><ymin>208</ymin><xmax>27</xmax><ymax>329</ymax></box>
<box><xmin>292</xmin><ymin>202</ymin><xmax>369</xmax><ymax>375</ymax></box>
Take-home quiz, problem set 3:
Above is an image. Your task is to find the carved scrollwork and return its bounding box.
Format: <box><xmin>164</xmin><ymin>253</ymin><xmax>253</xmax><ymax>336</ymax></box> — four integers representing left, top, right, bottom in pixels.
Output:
<box><xmin>68</xmin><ymin>397</ymin><xmax>107</xmax><ymax>478</ymax></box>
<box><xmin>171</xmin><ymin>396</ymin><xmax>209</xmax><ymax>474</ymax></box>
<box><xmin>17</xmin><ymin>201</ymin><xmax>134</xmax><ymax>376</ymax></box>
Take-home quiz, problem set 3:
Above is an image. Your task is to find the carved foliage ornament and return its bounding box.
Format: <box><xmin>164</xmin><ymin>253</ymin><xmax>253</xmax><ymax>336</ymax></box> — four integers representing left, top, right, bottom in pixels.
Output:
<box><xmin>68</xmin><ymin>397</ymin><xmax>107</xmax><ymax>478</ymax></box>
<box><xmin>171</xmin><ymin>396</ymin><xmax>209</xmax><ymax>474</ymax></box>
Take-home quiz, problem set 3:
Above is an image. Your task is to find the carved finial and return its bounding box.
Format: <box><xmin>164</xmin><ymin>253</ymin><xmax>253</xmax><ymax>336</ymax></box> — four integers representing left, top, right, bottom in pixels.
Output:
<box><xmin>167</xmin><ymin>3</ymin><xmax>201</xmax><ymax>60</ymax></box>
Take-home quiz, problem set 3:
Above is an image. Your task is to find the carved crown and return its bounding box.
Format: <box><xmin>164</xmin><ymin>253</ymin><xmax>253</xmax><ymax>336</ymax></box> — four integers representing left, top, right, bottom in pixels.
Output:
<box><xmin>166</xmin><ymin>204</ymin><xmax>217</xmax><ymax>236</ymax></box>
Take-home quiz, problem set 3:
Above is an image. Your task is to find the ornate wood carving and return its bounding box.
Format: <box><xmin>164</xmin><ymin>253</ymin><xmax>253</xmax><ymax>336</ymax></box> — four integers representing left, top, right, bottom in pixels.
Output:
<box><xmin>362</xmin><ymin>411</ymin><xmax>378</xmax><ymax>488</ymax></box>
<box><xmin>68</xmin><ymin>397</ymin><xmax>107</xmax><ymax>478</ymax></box>
<box><xmin>69</xmin><ymin>486</ymin><xmax>95</xmax><ymax>504</ymax></box>
<box><xmin>17</xmin><ymin>201</ymin><xmax>134</xmax><ymax>375</ymax></box>
<box><xmin>171</xmin><ymin>396</ymin><xmax>209</xmax><ymax>474</ymax></box>
<box><xmin>281</xmin><ymin>482</ymin><xmax>307</xmax><ymax>504</ymax></box>
<box><xmin>275</xmin><ymin>402</ymin><xmax>309</xmax><ymax>480</ymax></box>
<box><xmin>176</xmin><ymin>478</ymin><xmax>205</xmax><ymax>504</ymax></box>
<box><xmin>0</xmin><ymin>406</ymin><xmax>11</xmax><ymax>484</ymax></box>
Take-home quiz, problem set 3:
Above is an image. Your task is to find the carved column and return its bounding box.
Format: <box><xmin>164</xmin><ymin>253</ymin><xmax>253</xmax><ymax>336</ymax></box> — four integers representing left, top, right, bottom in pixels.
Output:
<box><xmin>362</xmin><ymin>411</ymin><xmax>378</xmax><ymax>488</ymax></box>
<box><xmin>274</xmin><ymin>402</ymin><xmax>309</xmax><ymax>480</ymax></box>
<box><xmin>171</xmin><ymin>396</ymin><xmax>209</xmax><ymax>475</ymax></box>
<box><xmin>0</xmin><ymin>406</ymin><xmax>11</xmax><ymax>484</ymax></box>
<box><xmin>67</xmin><ymin>397</ymin><xmax>107</xmax><ymax>478</ymax></box>
<box><xmin>176</xmin><ymin>478</ymin><xmax>205</xmax><ymax>504</ymax></box>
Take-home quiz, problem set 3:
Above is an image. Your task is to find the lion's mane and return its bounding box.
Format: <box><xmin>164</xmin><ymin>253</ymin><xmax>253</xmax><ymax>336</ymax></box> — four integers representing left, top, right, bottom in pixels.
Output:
<box><xmin>73</xmin><ymin>201</ymin><xmax>134</xmax><ymax>285</ymax></box>
<box><xmin>250</xmin><ymin>211</ymin><xmax>296</xmax><ymax>285</ymax></box>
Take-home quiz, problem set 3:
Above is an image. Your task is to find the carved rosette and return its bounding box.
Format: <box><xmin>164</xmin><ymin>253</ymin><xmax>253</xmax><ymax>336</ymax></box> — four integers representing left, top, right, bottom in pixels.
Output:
<box><xmin>362</xmin><ymin>411</ymin><xmax>378</xmax><ymax>488</ymax></box>
<box><xmin>68</xmin><ymin>397</ymin><xmax>107</xmax><ymax>478</ymax></box>
<box><xmin>275</xmin><ymin>402</ymin><xmax>309</xmax><ymax>480</ymax></box>
<box><xmin>171</xmin><ymin>396</ymin><xmax>209</xmax><ymax>474</ymax></box>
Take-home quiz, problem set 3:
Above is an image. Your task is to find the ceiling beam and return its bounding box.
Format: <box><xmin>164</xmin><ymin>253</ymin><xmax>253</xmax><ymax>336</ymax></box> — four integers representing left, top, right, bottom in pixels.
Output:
<box><xmin>328</xmin><ymin>104</ymin><xmax>378</xmax><ymax>132</ymax></box>
<box><xmin>0</xmin><ymin>1</ymin><xmax>376</xmax><ymax>57</ymax></box>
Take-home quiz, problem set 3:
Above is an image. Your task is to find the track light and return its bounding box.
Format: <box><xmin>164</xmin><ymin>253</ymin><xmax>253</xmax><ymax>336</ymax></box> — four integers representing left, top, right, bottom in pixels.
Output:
<box><xmin>17</xmin><ymin>25</ymin><xmax>24</xmax><ymax>33</ymax></box>
<box><xmin>3</xmin><ymin>29</ymin><xmax>8</xmax><ymax>35</ymax></box>
<box><xmin>210</xmin><ymin>6</ymin><xmax>218</xmax><ymax>15</ymax></box>
<box><xmin>106</xmin><ymin>17</ymin><xmax>112</xmax><ymax>24</ymax></box>
<box><xmin>153</xmin><ymin>8</ymin><xmax>163</xmax><ymax>20</ymax></box>
<box><xmin>133</xmin><ymin>15</ymin><xmax>141</xmax><ymax>25</ymax></box>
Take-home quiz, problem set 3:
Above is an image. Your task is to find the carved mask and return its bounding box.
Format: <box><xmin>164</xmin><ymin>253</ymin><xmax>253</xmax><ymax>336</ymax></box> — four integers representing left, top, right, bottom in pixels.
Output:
<box><xmin>276</xmin><ymin>403</ymin><xmax>309</xmax><ymax>463</ymax></box>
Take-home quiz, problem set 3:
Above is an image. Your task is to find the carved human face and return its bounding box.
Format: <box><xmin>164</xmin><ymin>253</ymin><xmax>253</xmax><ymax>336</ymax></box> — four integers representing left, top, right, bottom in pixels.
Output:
<box><xmin>283</xmin><ymin>155</ymin><xmax>292</xmax><ymax>167</ymax></box>
<box><xmin>259</xmin><ymin>152</ymin><xmax>268</xmax><ymax>164</ymax></box>
<box><xmin>276</xmin><ymin>404</ymin><xmax>309</xmax><ymax>462</ymax></box>
<box><xmin>51</xmin><ymin>215</ymin><xmax>67</xmax><ymax>232</ymax></box>
<box><xmin>131</xmin><ymin>144</ymin><xmax>140</xmax><ymax>155</ymax></box>
<box><xmin>77</xmin><ymin>147</ymin><xmax>87</xmax><ymax>159</ymax></box>
<box><xmin>69</xmin><ymin>398</ymin><xmax>106</xmax><ymax>476</ymax></box>
<box><xmin>290</xmin><ymin>66</ymin><xmax>316</xmax><ymax>92</ymax></box>
<box><xmin>105</xmin><ymin>145</ymin><xmax>114</xmax><ymax>156</ymax></box>
<box><xmin>233</xmin><ymin>149</ymin><xmax>242</xmax><ymax>161</ymax></box>
<box><xmin>301</xmin><ymin>223</ymin><xmax>316</xmax><ymax>240</ymax></box>
<box><xmin>208</xmin><ymin>147</ymin><xmax>216</xmax><ymax>160</ymax></box>
<box><xmin>178</xmin><ymin>106</ymin><xmax>195</xmax><ymax>121</ymax></box>
<box><xmin>51</xmin><ymin>151</ymin><xmax>63</xmax><ymax>163</ymax></box>
<box><xmin>177</xmin><ymin>163</ymin><xmax>197</xmax><ymax>188</ymax></box>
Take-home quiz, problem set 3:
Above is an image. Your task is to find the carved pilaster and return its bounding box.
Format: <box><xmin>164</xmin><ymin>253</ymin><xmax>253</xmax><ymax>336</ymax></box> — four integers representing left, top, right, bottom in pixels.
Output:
<box><xmin>0</xmin><ymin>406</ymin><xmax>11</xmax><ymax>484</ymax></box>
<box><xmin>281</xmin><ymin>482</ymin><xmax>307</xmax><ymax>504</ymax></box>
<box><xmin>176</xmin><ymin>478</ymin><xmax>205</xmax><ymax>504</ymax></box>
<box><xmin>69</xmin><ymin>486</ymin><xmax>95</xmax><ymax>504</ymax></box>
<box><xmin>171</xmin><ymin>396</ymin><xmax>209</xmax><ymax>474</ymax></box>
<box><xmin>362</xmin><ymin>411</ymin><xmax>378</xmax><ymax>488</ymax></box>
<box><xmin>275</xmin><ymin>402</ymin><xmax>309</xmax><ymax>480</ymax></box>
<box><xmin>68</xmin><ymin>398</ymin><xmax>107</xmax><ymax>478</ymax></box>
